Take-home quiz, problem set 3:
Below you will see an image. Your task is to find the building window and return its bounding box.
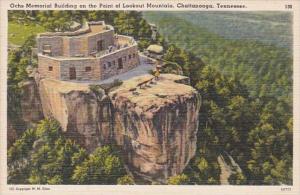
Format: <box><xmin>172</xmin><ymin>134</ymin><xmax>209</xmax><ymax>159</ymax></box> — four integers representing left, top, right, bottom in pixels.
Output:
<box><xmin>108</xmin><ymin>62</ymin><xmax>111</xmax><ymax>67</ymax></box>
<box><xmin>103</xmin><ymin>63</ymin><xmax>107</xmax><ymax>70</ymax></box>
<box><xmin>48</xmin><ymin>66</ymin><xmax>53</xmax><ymax>71</ymax></box>
<box><xmin>133</xmin><ymin>53</ymin><xmax>136</xmax><ymax>58</ymax></box>
<box><xmin>118</xmin><ymin>58</ymin><xmax>123</xmax><ymax>69</ymax></box>
<box><xmin>97</xmin><ymin>40</ymin><xmax>104</xmax><ymax>52</ymax></box>
<box><xmin>85</xmin><ymin>66</ymin><xmax>91</xmax><ymax>72</ymax></box>
<box><xmin>43</xmin><ymin>44</ymin><xmax>52</xmax><ymax>56</ymax></box>
<box><xmin>129</xmin><ymin>54</ymin><xmax>132</xmax><ymax>60</ymax></box>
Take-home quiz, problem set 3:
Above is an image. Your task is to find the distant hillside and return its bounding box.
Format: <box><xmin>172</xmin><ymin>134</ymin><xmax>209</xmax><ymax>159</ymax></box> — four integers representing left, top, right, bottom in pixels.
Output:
<box><xmin>144</xmin><ymin>12</ymin><xmax>292</xmax><ymax>49</ymax></box>
<box><xmin>143</xmin><ymin>12</ymin><xmax>292</xmax><ymax>102</ymax></box>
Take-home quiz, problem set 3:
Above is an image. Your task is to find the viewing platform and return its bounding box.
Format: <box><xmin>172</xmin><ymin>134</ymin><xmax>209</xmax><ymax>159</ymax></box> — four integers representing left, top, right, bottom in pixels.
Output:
<box><xmin>37</xmin><ymin>20</ymin><xmax>140</xmax><ymax>81</ymax></box>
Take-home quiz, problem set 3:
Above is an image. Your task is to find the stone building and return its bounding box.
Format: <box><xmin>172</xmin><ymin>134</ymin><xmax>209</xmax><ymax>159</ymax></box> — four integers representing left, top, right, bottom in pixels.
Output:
<box><xmin>37</xmin><ymin>21</ymin><xmax>140</xmax><ymax>81</ymax></box>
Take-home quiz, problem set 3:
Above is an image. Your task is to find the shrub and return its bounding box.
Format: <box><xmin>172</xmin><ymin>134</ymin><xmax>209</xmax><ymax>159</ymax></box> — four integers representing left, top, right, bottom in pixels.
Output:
<box><xmin>167</xmin><ymin>174</ymin><xmax>189</xmax><ymax>185</ymax></box>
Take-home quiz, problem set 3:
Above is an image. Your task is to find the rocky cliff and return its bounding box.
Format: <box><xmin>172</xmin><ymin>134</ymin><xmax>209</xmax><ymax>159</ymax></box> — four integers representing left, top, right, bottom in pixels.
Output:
<box><xmin>7</xmin><ymin>78</ymin><xmax>44</xmax><ymax>147</ymax></box>
<box><xmin>38</xmin><ymin>78</ymin><xmax>114</xmax><ymax>151</ymax></box>
<box><xmin>11</xmin><ymin>73</ymin><xmax>201</xmax><ymax>182</ymax></box>
<box><xmin>109</xmin><ymin>74</ymin><xmax>201</xmax><ymax>182</ymax></box>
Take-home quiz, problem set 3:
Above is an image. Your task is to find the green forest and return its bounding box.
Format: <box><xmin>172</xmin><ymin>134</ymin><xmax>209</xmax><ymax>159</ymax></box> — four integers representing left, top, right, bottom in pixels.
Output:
<box><xmin>8</xmin><ymin>119</ymin><xmax>133</xmax><ymax>184</ymax></box>
<box><xmin>144</xmin><ymin>12</ymin><xmax>292</xmax><ymax>101</ymax></box>
<box><xmin>151</xmin><ymin>12</ymin><xmax>292</xmax><ymax>49</ymax></box>
<box><xmin>8</xmin><ymin>11</ymin><xmax>293</xmax><ymax>185</ymax></box>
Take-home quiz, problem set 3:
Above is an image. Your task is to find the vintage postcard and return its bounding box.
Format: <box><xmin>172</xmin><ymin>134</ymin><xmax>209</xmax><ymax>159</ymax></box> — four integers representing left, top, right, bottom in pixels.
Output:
<box><xmin>0</xmin><ymin>0</ymin><xmax>299</xmax><ymax>194</ymax></box>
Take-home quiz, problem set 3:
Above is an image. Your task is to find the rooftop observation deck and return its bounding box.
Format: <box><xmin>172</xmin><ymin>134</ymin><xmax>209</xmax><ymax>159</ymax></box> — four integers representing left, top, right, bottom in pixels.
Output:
<box><xmin>90</xmin><ymin>35</ymin><xmax>137</xmax><ymax>58</ymax></box>
<box><xmin>38</xmin><ymin>35</ymin><xmax>137</xmax><ymax>60</ymax></box>
<box><xmin>37</xmin><ymin>21</ymin><xmax>138</xmax><ymax>60</ymax></box>
<box><xmin>38</xmin><ymin>21</ymin><xmax>113</xmax><ymax>37</ymax></box>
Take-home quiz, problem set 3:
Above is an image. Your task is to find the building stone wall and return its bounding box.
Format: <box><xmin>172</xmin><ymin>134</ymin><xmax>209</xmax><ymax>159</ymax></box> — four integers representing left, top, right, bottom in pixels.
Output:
<box><xmin>60</xmin><ymin>59</ymin><xmax>100</xmax><ymax>81</ymax></box>
<box><xmin>37</xmin><ymin>36</ymin><xmax>64</xmax><ymax>56</ymax></box>
<box><xmin>38</xmin><ymin>43</ymin><xmax>139</xmax><ymax>81</ymax></box>
<box><xmin>38</xmin><ymin>29</ymin><xmax>114</xmax><ymax>58</ymax></box>
<box><xmin>67</xmin><ymin>36</ymin><xmax>89</xmax><ymax>57</ymax></box>
<box><xmin>57</xmin><ymin>44</ymin><xmax>139</xmax><ymax>81</ymax></box>
<box><xmin>99</xmin><ymin>45</ymin><xmax>139</xmax><ymax>80</ymax></box>
<box><xmin>87</xmin><ymin>30</ymin><xmax>114</xmax><ymax>54</ymax></box>
<box><xmin>62</xmin><ymin>38</ymin><xmax>70</xmax><ymax>57</ymax></box>
<box><xmin>38</xmin><ymin>55</ymin><xmax>61</xmax><ymax>79</ymax></box>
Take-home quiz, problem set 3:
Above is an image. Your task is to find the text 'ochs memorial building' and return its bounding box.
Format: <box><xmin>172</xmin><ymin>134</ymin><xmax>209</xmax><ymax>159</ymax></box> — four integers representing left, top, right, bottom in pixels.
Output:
<box><xmin>37</xmin><ymin>21</ymin><xmax>140</xmax><ymax>81</ymax></box>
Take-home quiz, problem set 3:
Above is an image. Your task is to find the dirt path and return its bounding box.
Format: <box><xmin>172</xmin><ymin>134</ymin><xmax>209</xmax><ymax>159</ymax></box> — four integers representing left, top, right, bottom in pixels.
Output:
<box><xmin>217</xmin><ymin>154</ymin><xmax>232</xmax><ymax>185</ymax></box>
<box><xmin>217</xmin><ymin>152</ymin><xmax>243</xmax><ymax>185</ymax></box>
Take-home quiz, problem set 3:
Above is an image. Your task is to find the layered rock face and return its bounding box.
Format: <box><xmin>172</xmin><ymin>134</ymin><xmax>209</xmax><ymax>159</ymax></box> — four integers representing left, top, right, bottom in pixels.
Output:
<box><xmin>19</xmin><ymin>79</ymin><xmax>44</xmax><ymax>124</ymax></box>
<box><xmin>7</xmin><ymin>79</ymin><xmax>44</xmax><ymax>147</ymax></box>
<box><xmin>38</xmin><ymin>79</ymin><xmax>113</xmax><ymax>151</ymax></box>
<box><xmin>109</xmin><ymin>74</ymin><xmax>201</xmax><ymax>182</ymax></box>
<box><xmin>35</xmin><ymin>73</ymin><xmax>201</xmax><ymax>182</ymax></box>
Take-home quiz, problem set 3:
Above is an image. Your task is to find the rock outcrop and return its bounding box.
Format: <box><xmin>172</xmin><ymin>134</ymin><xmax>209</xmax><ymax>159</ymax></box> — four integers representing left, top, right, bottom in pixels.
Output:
<box><xmin>19</xmin><ymin>73</ymin><xmax>201</xmax><ymax>182</ymax></box>
<box><xmin>7</xmin><ymin>78</ymin><xmax>44</xmax><ymax>147</ymax></box>
<box><xmin>109</xmin><ymin>74</ymin><xmax>201</xmax><ymax>182</ymax></box>
<box><xmin>19</xmin><ymin>79</ymin><xmax>44</xmax><ymax>124</ymax></box>
<box><xmin>38</xmin><ymin>79</ymin><xmax>113</xmax><ymax>151</ymax></box>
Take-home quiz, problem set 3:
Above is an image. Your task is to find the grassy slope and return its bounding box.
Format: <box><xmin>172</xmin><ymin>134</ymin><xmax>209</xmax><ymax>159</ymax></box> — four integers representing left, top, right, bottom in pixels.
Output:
<box><xmin>8</xmin><ymin>22</ymin><xmax>45</xmax><ymax>46</ymax></box>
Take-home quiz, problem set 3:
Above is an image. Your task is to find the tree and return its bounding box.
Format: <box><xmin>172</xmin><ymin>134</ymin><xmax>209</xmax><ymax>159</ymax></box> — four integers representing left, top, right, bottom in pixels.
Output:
<box><xmin>36</xmin><ymin>118</ymin><xmax>61</xmax><ymax>143</ymax></box>
<box><xmin>28</xmin><ymin>119</ymin><xmax>86</xmax><ymax>184</ymax></box>
<box><xmin>37</xmin><ymin>11</ymin><xmax>73</xmax><ymax>31</ymax></box>
<box><xmin>7</xmin><ymin>128</ymin><xmax>37</xmax><ymax>184</ymax></box>
<box><xmin>197</xmin><ymin>157</ymin><xmax>209</xmax><ymax>173</ymax></box>
<box><xmin>117</xmin><ymin>175</ymin><xmax>135</xmax><ymax>185</ymax></box>
<box><xmin>8</xmin><ymin>119</ymin><xmax>89</xmax><ymax>184</ymax></box>
<box><xmin>72</xmin><ymin>146</ymin><xmax>126</xmax><ymax>184</ymax></box>
<box><xmin>8</xmin><ymin>34</ymin><xmax>38</xmax><ymax>137</ymax></box>
<box><xmin>114</xmin><ymin>12</ymin><xmax>136</xmax><ymax>36</ymax></box>
<box><xmin>167</xmin><ymin>174</ymin><xmax>189</xmax><ymax>185</ymax></box>
<box><xmin>228</xmin><ymin>172</ymin><xmax>247</xmax><ymax>185</ymax></box>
